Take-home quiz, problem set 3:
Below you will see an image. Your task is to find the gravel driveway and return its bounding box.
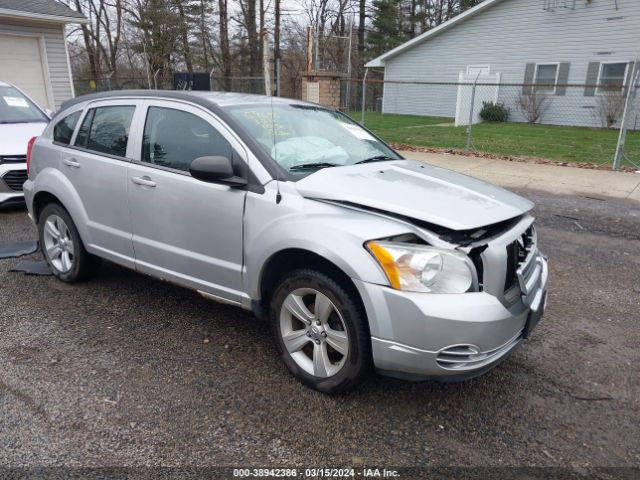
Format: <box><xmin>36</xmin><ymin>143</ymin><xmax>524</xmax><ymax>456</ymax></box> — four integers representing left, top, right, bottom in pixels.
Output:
<box><xmin>1</xmin><ymin>190</ymin><xmax>639</xmax><ymax>473</ymax></box>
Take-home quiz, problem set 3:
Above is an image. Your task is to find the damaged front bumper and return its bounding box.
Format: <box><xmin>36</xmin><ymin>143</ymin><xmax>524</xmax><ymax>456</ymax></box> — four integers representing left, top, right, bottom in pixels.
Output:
<box><xmin>356</xmin><ymin>214</ymin><xmax>549</xmax><ymax>381</ymax></box>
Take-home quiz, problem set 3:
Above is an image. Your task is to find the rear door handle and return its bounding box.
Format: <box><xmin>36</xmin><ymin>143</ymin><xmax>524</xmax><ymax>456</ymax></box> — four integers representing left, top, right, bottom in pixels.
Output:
<box><xmin>131</xmin><ymin>176</ymin><xmax>157</xmax><ymax>188</ymax></box>
<box><xmin>63</xmin><ymin>158</ymin><xmax>80</xmax><ymax>168</ymax></box>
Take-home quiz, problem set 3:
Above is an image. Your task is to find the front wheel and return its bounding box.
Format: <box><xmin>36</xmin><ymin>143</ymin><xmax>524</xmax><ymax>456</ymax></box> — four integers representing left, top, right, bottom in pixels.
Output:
<box><xmin>270</xmin><ymin>269</ymin><xmax>370</xmax><ymax>394</ymax></box>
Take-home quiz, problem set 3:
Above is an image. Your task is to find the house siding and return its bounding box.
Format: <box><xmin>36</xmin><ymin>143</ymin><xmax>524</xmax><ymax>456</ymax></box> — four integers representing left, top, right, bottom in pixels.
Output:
<box><xmin>0</xmin><ymin>18</ymin><xmax>73</xmax><ymax>109</ymax></box>
<box><xmin>381</xmin><ymin>0</ymin><xmax>640</xmax><ymax>127</ymax></box>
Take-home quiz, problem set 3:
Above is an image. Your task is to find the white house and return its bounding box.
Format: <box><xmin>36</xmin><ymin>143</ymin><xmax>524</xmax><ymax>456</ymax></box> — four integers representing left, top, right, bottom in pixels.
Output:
<box><xmin>0</xmin><ymin>0</ymin><xmax>87</xmax><ymax>111</ymax></box>
<box><xmin>365</xmin><ymin>0</ymin><xmax>640</xmax><ymax>128</ymax></box>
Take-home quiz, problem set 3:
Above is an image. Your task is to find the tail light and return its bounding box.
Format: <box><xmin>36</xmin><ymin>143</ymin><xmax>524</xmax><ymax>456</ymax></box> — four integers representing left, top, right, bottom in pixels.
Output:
<box><xmin>26</xmin><ymin>136</ymin><xmax>37</xmax><ymax>175</ymax></box>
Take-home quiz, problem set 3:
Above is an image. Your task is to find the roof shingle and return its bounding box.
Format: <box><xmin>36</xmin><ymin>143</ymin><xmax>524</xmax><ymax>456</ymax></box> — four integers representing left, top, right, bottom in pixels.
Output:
<box><xmin>0</xmin><ymin>0</ymin><xmax>86</xmax><ymax>21</ymax></box>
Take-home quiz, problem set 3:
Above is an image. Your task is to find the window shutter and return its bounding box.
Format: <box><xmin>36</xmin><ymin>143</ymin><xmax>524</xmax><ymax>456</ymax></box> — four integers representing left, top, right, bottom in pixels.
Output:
<box><xmin>555</xmin><ymin>63</ymin><xmax>570</xmax><ymax>96</ymax></box>
<box><xmin>584</xmin><ymin>62</ymin><xmax>600</xmax><ymax>96</ymax></box>
<box><xmin>523</xmin><ymin>64</ymin><xmax>536</xmax><ymax>94</ymax></box>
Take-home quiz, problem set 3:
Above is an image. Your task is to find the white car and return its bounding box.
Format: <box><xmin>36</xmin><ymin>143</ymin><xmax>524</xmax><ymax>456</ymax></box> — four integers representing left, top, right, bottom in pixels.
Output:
<box><xmin>0</xmin><ymin>81</ymin><xmax>50</xmax><ymax>208</ymax></box>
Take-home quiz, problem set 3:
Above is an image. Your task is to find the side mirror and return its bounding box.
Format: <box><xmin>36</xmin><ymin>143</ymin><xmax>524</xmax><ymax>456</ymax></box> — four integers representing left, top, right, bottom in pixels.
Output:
<box><xmin>189</xmin><ymin>156</ymin><xmax>247</xmax><ymax>187</ymax></box>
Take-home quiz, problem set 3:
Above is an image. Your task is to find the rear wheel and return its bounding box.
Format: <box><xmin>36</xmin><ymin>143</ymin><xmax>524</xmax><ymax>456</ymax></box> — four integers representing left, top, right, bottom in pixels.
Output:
<box><xmin>270</xmin><ymin>269</ymin><xmax>370</xmax><ymax>393</ymax></box>
<box><xmin>38</xmin><ymin>203</ymin><xmax>101</xmax><ymax>282</ymax></box>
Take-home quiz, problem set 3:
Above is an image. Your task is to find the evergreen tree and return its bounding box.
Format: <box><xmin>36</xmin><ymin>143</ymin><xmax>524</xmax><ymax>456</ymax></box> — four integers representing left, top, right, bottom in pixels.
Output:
<box><xmin>367</xmin><ymin>0</ymin><xmax>406</xmax><ymax>58</ymax></box>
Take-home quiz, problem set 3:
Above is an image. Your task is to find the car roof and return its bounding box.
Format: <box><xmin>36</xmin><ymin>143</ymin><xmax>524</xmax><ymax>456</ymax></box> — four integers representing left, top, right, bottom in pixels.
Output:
<box><xmin>59</xmin><ymin>89</ymin><xmax>321</xmax><ymax>112</ymax></box>
<box><xmin>0</xmin><ymin>81</ymin><xmax>12</xmax><ymax>87</ymax></box>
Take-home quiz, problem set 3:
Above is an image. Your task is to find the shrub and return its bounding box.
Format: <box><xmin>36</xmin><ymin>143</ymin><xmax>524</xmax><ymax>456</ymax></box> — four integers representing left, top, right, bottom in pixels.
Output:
<box><xmin>517</xmin><ymin>92</ymin><xmax>551</xmax><ymax>124</ymax></box>
<box><xmin>479</xmin><ymin>102</ymin><xmax>510</xmax><ymax>122</ymax></box>
<box><xmin>595</xmin><ymin>91</ymin><xmax>625</xmax><ymax>128</ymax></box>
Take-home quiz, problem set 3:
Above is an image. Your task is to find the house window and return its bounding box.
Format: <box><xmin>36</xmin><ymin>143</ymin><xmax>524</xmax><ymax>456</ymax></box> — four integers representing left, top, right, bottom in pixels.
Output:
<box><xmin>597</xmin><ymin>62</ymin><xmax>628</xmax><ymax>93</ymax></box>
<box><xmin>534</xmin><ymin>64</ymin><xmax>559</xmax><ymax>93</ymax></box>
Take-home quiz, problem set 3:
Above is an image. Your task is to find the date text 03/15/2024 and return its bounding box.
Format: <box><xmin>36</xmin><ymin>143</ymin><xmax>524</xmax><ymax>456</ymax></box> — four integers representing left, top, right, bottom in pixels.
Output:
<box><xmin>232</xmin><ymin>468</ymin><xmax>400</xmax><ymax>477</ymax></box>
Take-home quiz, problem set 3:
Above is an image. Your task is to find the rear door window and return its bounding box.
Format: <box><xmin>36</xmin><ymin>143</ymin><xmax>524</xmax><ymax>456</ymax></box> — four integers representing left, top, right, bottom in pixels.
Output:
<box><xmin>53</xmin><ymin>111</ymin><xmax>81</xmax><ymax>145</ymax></box>
<box><xmin>74</xmin><ymin>105</ymin><xmax>135</xmax><ymax>158</ymax></box>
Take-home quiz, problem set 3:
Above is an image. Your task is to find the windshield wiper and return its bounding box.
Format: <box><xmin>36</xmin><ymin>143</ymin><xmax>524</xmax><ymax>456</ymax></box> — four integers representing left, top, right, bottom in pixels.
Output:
<box><xmin>289</xmin><ymin>162</ymin><xmax>339</xmax><ymax>171</ymax></box>
<box><xmin>354</xmin><ymin>155</ymin><xmax>396</xmax><ymax>164</ymax></box>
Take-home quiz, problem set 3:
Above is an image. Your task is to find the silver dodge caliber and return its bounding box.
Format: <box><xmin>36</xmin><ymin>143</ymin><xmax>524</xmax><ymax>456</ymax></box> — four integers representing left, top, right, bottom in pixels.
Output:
<box><xmin>24</xmin><ymin>91</ymin><xmax>548</xmax><ymax>393</ymax></box>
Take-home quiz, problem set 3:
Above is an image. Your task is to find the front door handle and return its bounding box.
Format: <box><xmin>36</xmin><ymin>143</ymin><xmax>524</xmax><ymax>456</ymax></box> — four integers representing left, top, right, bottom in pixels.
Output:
<box><xmin>63</xmin><ymin>158</ymin><xmax>80</xmax><ymax>168</ymax></box>
<box><xmin>131</xmin><ymin>176</ymin><xmax>157</xmax><ymax>188</ymax></box>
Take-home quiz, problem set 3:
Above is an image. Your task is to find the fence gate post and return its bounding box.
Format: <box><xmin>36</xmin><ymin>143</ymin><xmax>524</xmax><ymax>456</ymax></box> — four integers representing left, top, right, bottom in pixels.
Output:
<box><xmin>465</xmin><ymin>72</ymin><xmax>481</xmax><ymax>151</ymax></box>
<box><xmin>613</xmin><ymin>59</ymin><xmax>640</xmax><ymax>170</ymax></box>
<box><xmin>360</xmin><ymin>68</ymin><xmax>368</xmax><ymax>125</ymax></box>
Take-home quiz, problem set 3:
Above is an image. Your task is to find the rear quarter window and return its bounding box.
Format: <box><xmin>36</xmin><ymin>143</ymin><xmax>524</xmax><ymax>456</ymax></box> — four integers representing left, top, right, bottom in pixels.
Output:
<box><xmin>53</xmin><ymin>111</ymin><xmax>81</xmax><ymax>145</ymax></box>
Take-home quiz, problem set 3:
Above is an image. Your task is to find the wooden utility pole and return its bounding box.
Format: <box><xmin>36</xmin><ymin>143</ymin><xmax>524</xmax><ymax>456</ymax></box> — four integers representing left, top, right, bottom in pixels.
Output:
<box><xmin>262</xmin><ymin>30</ymin><xmax>271</xmax><ymax>95</ymax></box>
<box><xmin>306</xmin><ymin>26</ymin><xmax>314</xmax><ymax>72</ymax></box>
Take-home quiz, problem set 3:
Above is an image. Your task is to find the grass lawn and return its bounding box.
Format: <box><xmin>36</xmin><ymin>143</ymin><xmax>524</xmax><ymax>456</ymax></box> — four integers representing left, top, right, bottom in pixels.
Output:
<box><xmin>350</xmin><ymin>112</ymin><xmax>640</xmax><ymax>167</ymax></box>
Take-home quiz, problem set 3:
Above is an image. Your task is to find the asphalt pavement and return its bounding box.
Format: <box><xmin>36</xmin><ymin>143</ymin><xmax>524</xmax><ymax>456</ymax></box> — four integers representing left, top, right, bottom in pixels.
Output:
<box><xmin>0</xmin><ymin>189</ymin><xmax>639</xmax><ymax>472</ymax></box>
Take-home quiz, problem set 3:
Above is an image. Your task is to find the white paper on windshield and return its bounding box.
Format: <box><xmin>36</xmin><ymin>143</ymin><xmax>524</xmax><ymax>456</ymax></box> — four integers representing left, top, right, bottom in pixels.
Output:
<box><xmin>339</xmin><ymin>122</ymin><xmax>376</xmax><ymax>141</ymax></box>
<box><xmin>4</xmin><ymin>96</ymin><xmax>29</xmax><ymax>108</ymax></box>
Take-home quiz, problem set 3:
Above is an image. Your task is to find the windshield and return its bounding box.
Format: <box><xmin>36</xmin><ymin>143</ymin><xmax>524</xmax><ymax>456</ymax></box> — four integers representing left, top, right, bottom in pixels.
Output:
<box><xmin>226</xmin><ymin>104</ymin><xmax>400</xmax><ymax>175</ymax></box>
<box><xmin>0</xmin><ymin>86</ymin><xmax>49</xmax><ymax>124</ymax></box>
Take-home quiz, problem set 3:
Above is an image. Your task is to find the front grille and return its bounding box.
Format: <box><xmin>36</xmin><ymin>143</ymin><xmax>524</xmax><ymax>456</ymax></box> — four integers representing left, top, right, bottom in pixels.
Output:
<box><xmin>2</xmin><ymin>170</ymin><xmax>28</xmax><ymax>191</ymax></box>
<box><xmin>504</xmin><ymin>226</ymin><xmax>536</xmax><ymax>292</ymax></box>
<box><xmin>0</xmin><ymin>155</ymin><xmax>27</xmax><ymax>164</ymax></box>
<box><xmin>436</xmin><ymin>332</ymin><xmax>523</xmax><ymax>370</ymax></box>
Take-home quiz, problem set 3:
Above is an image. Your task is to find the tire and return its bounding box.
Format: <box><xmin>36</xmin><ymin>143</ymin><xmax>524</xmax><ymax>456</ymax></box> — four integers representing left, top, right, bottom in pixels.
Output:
<box><xmin>38</xmin><ymin>203</ymin><xmax>101</xmax><ymax>282</ymax></box>
<box><xmin>269</xmin><ymin>269</ymin><xmax>370</xmax><ymax>394</ymax></box>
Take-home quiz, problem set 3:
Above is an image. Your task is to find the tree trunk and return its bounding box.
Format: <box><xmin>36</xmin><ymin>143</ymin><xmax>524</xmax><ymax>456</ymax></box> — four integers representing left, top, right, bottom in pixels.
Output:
<box><xmin>259</xmin><ymin>0</ymin><xmax>265</xmax><ymax>77</ymax></box>
<box><xmin>218</xmin><ymin>0</ymin><xmax>231</xmax><ymax>89</ymax></box>
<box><xmin>74</xmin><ymin>0</ymin><xmax>100</xmax><ymax>81</ymax></box>
<box><xmin>246</xmin><ymin>0</ymin><xmax>259</xmax><ymax>77</ymax></box>
<box><xmin>176</xmin><ymin>0</ymin><xmax>193</xmax><ymax>73</ymax></box>
<box><xmin>358</xmin><ymin>0</ymin><xmax>366</xmax><ymax>57</ymax></box>
<box><xmin>274</xmin><ymin>0</ymin><xmax>280</xmax><ymax>95</ymax></box>
<box><xmin>200</xmin><ymin>0</ymin><xmax>209</xmax><ymax>70</ymax></box>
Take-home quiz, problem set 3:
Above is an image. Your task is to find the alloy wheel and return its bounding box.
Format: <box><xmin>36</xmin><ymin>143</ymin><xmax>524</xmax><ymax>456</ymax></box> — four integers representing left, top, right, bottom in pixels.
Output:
<box><xmin>279</xmin><ymin>288</ymin><xmax>350</xmax><ymax>378</ymax></box>
<box><xmin>42</xmin><ymin>214</ymin><xmax>75</xmax><ymax>273</ymax></box>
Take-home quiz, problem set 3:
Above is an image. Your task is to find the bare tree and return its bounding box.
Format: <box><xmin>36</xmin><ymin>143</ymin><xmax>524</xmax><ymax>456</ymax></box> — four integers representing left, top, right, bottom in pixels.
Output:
<box><xmin>280</xmin><ymin>21</ymin><xmax>308</xmax><ymax>98</ymax></box>
<box><xmin>238</xmin><ymin>0</ymin><xmax>259</xmax><ymax>76</ymax></box>
<box><xmin>595</xmin><ymin>91</ymin><xmax>626</xmax><ymax>128</ymax></box>
<box><xmin>67</xmin><ymin>0</ymin><xmax>125</xmax><ymax>90</ymax></box>
<box><xmin>72</xmin><ymin>1</ymin><xmax>102</xmax><ymax>80</ymax></box>
<box><xmin>517</xmin><ymin>92</ymin><xmax>551</xmax><ymax>124</ymax></box>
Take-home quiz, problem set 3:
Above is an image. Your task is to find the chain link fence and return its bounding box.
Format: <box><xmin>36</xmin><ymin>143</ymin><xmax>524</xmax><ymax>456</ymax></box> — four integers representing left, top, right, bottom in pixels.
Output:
<box><xmin>348</xmin><ymin>77</ymin><xmax>640</xmax><ymax>171</ymax></box>
<box><xmin>73</xmin><ymin>73</ymin><xmax>640</xmax><ymax>170</ymax></box>
<box><xmin>74</xmin><ymin>75</ymin><xmax>270</xmax><ymax>97</ymax></box>
<box><xmin>210</xmin><ymin>76</ymin><xmax>267</xmax><ymax>94</ymax></box>
<box><xmin>74</xmin><ymin>76</ymin><xmax>170</xmax><ymax>95</ymax></box>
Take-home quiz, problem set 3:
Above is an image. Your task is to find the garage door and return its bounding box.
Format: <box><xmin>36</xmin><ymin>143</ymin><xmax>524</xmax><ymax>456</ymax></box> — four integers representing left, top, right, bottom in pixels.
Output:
<box><xmin>0</xmin><ymin>34</ymin><xmax>50</xmax><ymax>109</ymax></box>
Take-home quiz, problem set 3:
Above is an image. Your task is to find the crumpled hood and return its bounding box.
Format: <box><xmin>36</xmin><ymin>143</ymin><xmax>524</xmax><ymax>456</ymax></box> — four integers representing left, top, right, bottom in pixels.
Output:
<box><xmin>0</xmin><ymin>122</ymin><xmax>47</xmax><ymax>156</ymax></box>
<box><xmin>295</xmin><ymin>160</ymin><xmax>533</xmax><ymax>231</ymax></box>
